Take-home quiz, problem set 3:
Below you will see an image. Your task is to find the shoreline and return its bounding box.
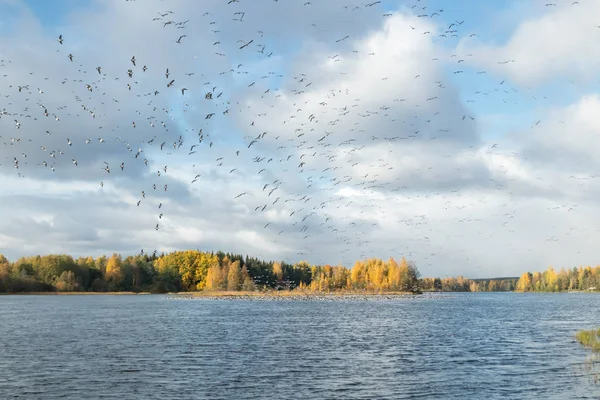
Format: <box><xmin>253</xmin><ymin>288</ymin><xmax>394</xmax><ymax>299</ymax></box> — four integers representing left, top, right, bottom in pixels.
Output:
<box><xmin>165</xmin><ymin>291</ymin><xmax>450</xmax><ymax>301</ymax></box>
<box><xmin>0</xmin><ymin>291</ymin><xmax>152</xmax><ymax>295</ymax></box>
<box><xmin>1</xmin><ymin>290</ymin><xmax>598</xmax><ymax>296</ymax></box>
<box><xmin>0</xmin><ymin>290</ymin><xmax>424</xmax><ymax>297</ymax></box>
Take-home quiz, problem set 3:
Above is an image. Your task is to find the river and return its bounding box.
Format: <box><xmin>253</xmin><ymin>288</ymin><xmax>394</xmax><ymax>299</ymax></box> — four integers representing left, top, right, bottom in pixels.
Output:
<box><xmin>0</xmin><ymin>292</ymin><xmax>598</xmax><ymax>399</ymax></box>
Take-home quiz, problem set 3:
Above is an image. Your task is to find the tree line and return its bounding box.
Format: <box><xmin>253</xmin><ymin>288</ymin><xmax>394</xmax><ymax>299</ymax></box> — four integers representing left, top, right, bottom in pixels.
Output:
<box><xmin>0</xmin><ymin>250</ymin><xmax>588</xmax><ymax>294</ymax></box>
<box><xmin>0</xmin><ymin>251</ymin><xmax>421</xmax><ymax>293</ymax></box>
<box><xmin>515</xmin><ymin>265</ymin><xmax>600</xmax><ymax>292</ymax></box>
<box><xmin>421</xmin><ymin>276</ymin><xmax>518</xmax><ymax>292</ymax></box>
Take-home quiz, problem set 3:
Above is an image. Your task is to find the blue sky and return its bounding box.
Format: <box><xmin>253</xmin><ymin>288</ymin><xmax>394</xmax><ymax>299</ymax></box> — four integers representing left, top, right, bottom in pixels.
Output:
<box><xmin>21</xmin><ymin>0</ymin><xmax>96</xmax><ymax>25</ymax></box>
<box><xmin>3</xmin><ymin>0</ymin><xmax>566</xmax><ymax>143</ymax></box>
<box><xmin>0</xmin><ymin>0</ymin><xmax>582</xmax><ymax>148</ymax></box>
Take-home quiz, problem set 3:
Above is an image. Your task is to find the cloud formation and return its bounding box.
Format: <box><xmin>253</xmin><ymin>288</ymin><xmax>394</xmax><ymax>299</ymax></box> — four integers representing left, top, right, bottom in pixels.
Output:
<box><xmin>458</xmin><ymin>1</ymin><xmax>600</xmax><ymax>87</ymax></box>
<box><xmin>0</xmin><ymin>0</ymin><xmax>599</xmax><ymax>278</ymax></box>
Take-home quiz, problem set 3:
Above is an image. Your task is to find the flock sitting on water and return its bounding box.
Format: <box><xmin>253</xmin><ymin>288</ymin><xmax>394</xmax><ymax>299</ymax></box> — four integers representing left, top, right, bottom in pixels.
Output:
<box><xmin>165</xmin><ymin>292</ymin><xmax>455</xmax><ymax>301</ymax></box>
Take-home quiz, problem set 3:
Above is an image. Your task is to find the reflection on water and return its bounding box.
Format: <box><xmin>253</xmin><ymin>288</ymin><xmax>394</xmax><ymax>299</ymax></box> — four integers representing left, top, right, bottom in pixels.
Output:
<box><xmin>0</xmin><ymin>293</ymin><xmax>598</xmax><ymax>399</ymax></box>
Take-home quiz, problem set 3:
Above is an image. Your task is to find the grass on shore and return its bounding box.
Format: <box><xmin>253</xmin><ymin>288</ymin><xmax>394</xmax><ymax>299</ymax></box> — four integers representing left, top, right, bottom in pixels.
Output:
<box><xmin>576</xmin><ymin>329</ymin><xmax>600</xmax><ymax>352</ymax></box>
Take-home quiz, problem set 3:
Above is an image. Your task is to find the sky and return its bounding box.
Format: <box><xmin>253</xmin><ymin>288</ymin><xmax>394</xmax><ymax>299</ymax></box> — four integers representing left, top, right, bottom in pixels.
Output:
<box><xmin>0</xmin><ymin>0</ymin><xmax>599</xmax><ymax>278</ymax></box>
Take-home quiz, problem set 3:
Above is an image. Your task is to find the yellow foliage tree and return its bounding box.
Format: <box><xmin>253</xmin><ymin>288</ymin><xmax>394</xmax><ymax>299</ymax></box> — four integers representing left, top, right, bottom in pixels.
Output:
<box><xmin>387</xmin><ymin>258</ymin><xmax>401</xmax><ymax>291</ymax></box>
<box><xmin>227</xmin><ymin>261</ymin><xmax>242</xmax><ymax>291</ymax></box>
<box><xmin>0</xmin><ymin>255</ymin><xmax>9</xmax><ymax>281</ymax></box>
<box><xmin>105</xmin><ymin>254</ymin><xmax>123</xmax><ymax>284</ymax></box>
<box><xmin>272</xmin><ymin>261</ymin><xmax>283</xmax><ymax>282</ymax></box>
<box><xmin>241</xmin><ymin>265</ymin><xmax>255</xmax><ymax>291</ymax></box>
<box><xmin>154</xmin><ymin>250</ymin><xmax>219</xmax><ymax>291</ymax></box>
<box><xmin>516</xmin><ymin>272</ymin><xmax>531</xmax><ymax>291</ymax></box>
<box><xmin>469</xmin><ymin>281</ymin><xmax>480</xmax><ymax>292</ymax></box>
<box><xmin>545</xmin><ymin>267</ymin><xmax>558</xmax><ymax>292</ymax></box>
<box><xmin>205</xmin><ymin>264</ymin><xmax>224</xmax><ymax>290</ymax></box>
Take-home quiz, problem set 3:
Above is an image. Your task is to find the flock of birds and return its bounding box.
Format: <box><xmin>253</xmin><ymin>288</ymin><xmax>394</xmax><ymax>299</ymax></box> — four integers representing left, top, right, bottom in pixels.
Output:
<box><xmin>0</xmin><ymin>0</ymin><xmax>595</xmax><ymax>270</ymax></box>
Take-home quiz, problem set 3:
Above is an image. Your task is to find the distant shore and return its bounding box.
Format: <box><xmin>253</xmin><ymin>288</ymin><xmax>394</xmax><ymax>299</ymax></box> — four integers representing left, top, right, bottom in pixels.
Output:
<box><xmin>0</xmin><ymin>290</ymin><xmax>422</xmax><ymax>297</ymax></box>
<box><xmin>2</xmin><ymin>290</ymin><xmax>599</xmax><ymax>296</ymax></box>
<box><xmin>0</xmin><ymin>291</ymin><xmax>152</xmax><ymax>295</ymax></box>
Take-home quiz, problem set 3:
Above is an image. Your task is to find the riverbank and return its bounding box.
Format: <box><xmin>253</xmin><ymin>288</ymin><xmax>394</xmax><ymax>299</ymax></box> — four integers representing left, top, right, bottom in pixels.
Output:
<box><xmin>0</xmin><ymin>291</ymin><xmax>151</xmax><ymax>295</ymax></box>
<box><xmin>0</xmin><ymin>290</ymin><xmax>421</xmax><ymax>297</ymax></box>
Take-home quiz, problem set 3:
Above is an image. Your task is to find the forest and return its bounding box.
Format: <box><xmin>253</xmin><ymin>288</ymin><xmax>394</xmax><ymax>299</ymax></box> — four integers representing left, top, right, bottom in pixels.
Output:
<box><xmin>515</xmin><ymin>266</ymin><xmax>600</xmax><ymax>292</ymax></box>
<box><xmin>0</xmin><ymin>250</ymin><xmax>594</xmax><ymax>294</ymax></box>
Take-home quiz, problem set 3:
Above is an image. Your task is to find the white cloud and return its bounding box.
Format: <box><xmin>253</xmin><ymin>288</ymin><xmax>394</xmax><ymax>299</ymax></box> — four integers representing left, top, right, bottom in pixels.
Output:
<box><xmin>458</xmin><ymin>1</ymin><xmax>600</xmax><ymax>87</ymax></box>
<box><xmin>1</xmin><ymin>0</ymin><xmax>600</xmax><ymax>278</ymax></box>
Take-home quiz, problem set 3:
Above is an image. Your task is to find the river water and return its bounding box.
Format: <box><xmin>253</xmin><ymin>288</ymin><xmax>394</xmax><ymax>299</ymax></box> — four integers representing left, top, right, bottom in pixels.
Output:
<box><xmin>0</xmin><ymin>292</ymin><xmax>598</xmax><ymax>399</ymax></box>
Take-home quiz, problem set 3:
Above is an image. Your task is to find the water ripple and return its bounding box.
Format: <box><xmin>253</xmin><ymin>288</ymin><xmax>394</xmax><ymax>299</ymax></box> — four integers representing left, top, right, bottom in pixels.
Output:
<box><xmin>0</xmin><ymin>293</ymin><xmax>598</xmax><ymax>399</ymax></box>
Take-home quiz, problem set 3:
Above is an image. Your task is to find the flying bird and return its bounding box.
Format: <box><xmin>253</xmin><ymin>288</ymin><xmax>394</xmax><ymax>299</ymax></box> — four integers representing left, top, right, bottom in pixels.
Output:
<box><xmin>239</xmin><ymin>39</ymin><xmax>254</xmax><ymax>49</ymax></box>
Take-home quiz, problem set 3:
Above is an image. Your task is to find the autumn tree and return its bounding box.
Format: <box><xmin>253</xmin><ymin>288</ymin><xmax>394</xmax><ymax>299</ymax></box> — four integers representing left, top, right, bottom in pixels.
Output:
<box><xmin>205</xmin><ymin>264</ymin><xmax>224</xmax><ymax>291</ymax></box>
<box><xmin>55</xmin><ymin>271</ymin><xmax>80</xmax><ymax>292</ymax></box>
<box><xmin>544</xmin><ymin>267</ymin><xmax>558</xmax><ymax>292</ymax></box>
<box><xmin>332</xmin><ymin>265</ymin><xmax>350</xmax><ymax>289</ymax></box>
<box><xmin>399</xmin><ymin>258</ymin><xmax>419</xmax><ymax>292</ymax></box>
<box><xmin>272</xmin><ymin>262</ymin><xmax>283</xmax><ymax>283</ymax></box>
<box><xmin>516</xmin><ymin>272</ymin><xmax>532</xmax><ymax>292</ymax></box>
<box><xmin>469</xmin><ymin>281</ymin><xmax>480</xmax><ymax>292</ymax></box>
<box><xmin>569</xmin><ymin>267</ymin><xmax>579</xmax><ymax>290</ymax></box>
<box><xmin>241</xmin><ymin>265</ymin><xmax>256</xmax><ymax>291</ymax></box>
<box><xmin>557</xmin><ymin>268</ymin><xmax>570</xmax><ymax>291</ymax></box>
<box><xmin>227</xmin><ymin>261</ymin><xmax>242</xmax><ymax>291</ymax></box>
<box><xmin>95</xmin><ymin>255</ymin><xmax>107</xmax><ymax>275</ymax></box>
<box><xmin>387</xmin><ymin>258</ymin><xmax>401</xmax><ymax>291</ymax></box>
<box><xmin>532</xmin><ymin>272</ymin><xmax>542</xmax><ymax>291</ymax></box>
<box><xmin>0</xmin><ymin>255</ymin><xmax>10</xmax><ymax>291</ymax></box>
<box><xmin>0</xmin><ymin>255</ymin><xmax>9</xmax><ymax>280</ymax></box>
<box><xmin>105</xmin><ymin>254</ymin><xmax>123</xmax><ymax>289</ymax></box>
<box><xmin>350</xmin><ymin>260</ymin><xmax>367</xmax><ymax>289</ymax></box>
